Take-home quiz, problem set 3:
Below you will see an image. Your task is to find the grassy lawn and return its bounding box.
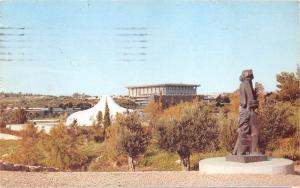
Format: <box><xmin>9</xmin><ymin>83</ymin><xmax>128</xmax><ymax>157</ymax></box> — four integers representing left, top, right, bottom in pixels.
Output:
<box><xmin>139</xmin><ymin>142</ymin><xmax>227</xmax><ymax>171</ymax></box>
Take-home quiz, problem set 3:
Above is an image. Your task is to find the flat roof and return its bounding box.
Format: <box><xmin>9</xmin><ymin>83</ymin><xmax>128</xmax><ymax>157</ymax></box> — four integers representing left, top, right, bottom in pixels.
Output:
<box><xmin>126</xmin><ymin>83</ymin><xmax>200</xmax><ymax>88</ymax></box>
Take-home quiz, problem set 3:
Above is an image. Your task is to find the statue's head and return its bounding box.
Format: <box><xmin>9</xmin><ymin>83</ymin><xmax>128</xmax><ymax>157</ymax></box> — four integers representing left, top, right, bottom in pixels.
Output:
<box><xmin>241</xmin><ymin>69</ymin><xmax>254</xmax><ymax>80</ymax></box>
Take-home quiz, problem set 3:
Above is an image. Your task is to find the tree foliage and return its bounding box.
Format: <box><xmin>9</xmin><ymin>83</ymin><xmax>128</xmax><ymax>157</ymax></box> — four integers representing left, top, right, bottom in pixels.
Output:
<box><xmin>11</xmin><ymin>123</ymin><xmax>41</xmax><ymax>165</ymax></box>
<box><xmin>258</xmin><ymin>102</ymin><xmax>297</xmax><ymax>151</ymax></box>
<box><xmin>218</xmin><ymin>111</ymin><xmax>238</xmax><ymax>152</ymax></box>
<box><xmin>143</xmin><ymin>100</ymin><xmax>163</xmax><ymax>122</ymax></box>
<box><xmin>40</xmin><ymin>123</ymin><xmax>86</xmax><ymax>170</ymax></box>
<box><xmin>228</xmin><ymin>90</ymin><xmax>239</xmax><ymax>115</ymax></box>
<box><xmin>103</xmin><ymin>101</ymin><xmax>111</xmax><ymax>133</ymax></box>
<box><xmin>96</xmin><ymin>111</ymin><xmax>103</xmax><ymax>127</ymax></box>
<box><xmin>13</xmin><ymin>108</ymin><xmax>27</xmax><ymax>124</ymax></box>
<box><xmin>92</xmin><ymin>111</ymin><xmax>105</xmax><ymax>142</ymax></box>
<box><xmin>276</xmin><ymin>72</ymin><xmax>300</xmax><ymax>102</ymax></box>
<box><xmin>154</xmin><ymin>102</ymin><xmax>219</xmax><ymax>171</ymax></box>
<box><xmin>116</xmin><ymin>112</ymin><xmax>150</xmax><ymax>171</ymax></box>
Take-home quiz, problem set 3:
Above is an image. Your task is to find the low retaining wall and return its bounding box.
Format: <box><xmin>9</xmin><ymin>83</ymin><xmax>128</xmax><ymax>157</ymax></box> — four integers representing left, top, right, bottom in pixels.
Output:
<box><xmin>0</xmin><ymin>162</ymin><xmax>59</xmax><ymax>172</ymax></box>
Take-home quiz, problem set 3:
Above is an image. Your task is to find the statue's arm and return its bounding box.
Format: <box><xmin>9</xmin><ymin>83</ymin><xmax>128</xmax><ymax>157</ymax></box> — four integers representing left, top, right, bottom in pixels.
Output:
<box><xmin>244</xmin><ymin>82</ymin><xmax>254</xmax><ymax>101</ymax></box>
<box><xmin>244</xmin><ymin>81</ymin><xmax>258</xmax><ymax>108</ymax></box>
<box><xmin>240</xmin><ymin>83</ymin><xmax>247</xmax><ymax>108</ymax></box>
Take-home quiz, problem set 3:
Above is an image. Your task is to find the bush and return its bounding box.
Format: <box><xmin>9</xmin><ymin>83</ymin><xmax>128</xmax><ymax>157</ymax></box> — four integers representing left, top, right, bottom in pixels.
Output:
<box><xmin>258</xmin><ymin>102</ymin><xmax>297</xmax><ymax>151</ymax></box>
<box><xmin>87</xmin><ymin>125</ymin><xmax>128</xmax><ymax>171</ymax></box>
<box><xmin>9</xmin><ymin>123</ymin><xmax>42</xmax><ymax>165</ymax></box>
<box><xmin>13</xmin><ymin>108</ymin><xmax>27</xmax><ymax>124</ymax></box>
<box><xmin>115</xmin><ymin>112</ymin><xmax>151</xmax><ymax>171</ymax></box>
<box><xmin>267</xmin><ymin>135</ymin><xmax>300</xmax><ymax>160</ymax></box>
<box><xmin>218</xmin><ymin>112</ymin><xmax>238</xmax><ymax>152</ymax></box>
<box><xmin>40</xmin><ymin>123</ymin><xmax>87</xmax><ymax>170</ymax></box>
<box><xmin>154</xmin><ymin>102</ymin><xmax>219</xmax><ymax>171</ymax></box>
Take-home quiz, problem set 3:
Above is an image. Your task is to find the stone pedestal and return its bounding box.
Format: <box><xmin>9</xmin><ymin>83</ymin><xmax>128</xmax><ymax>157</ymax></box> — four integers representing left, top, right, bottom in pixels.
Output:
<box><xmin>199</xmin><ymin>157</ymin><xmax>294</xmax><ymax>175</ymax></box>
<box><xmin>225</xmin><ymin>154</ymin><xmax>268</xmax><ymax>163</ymax></box>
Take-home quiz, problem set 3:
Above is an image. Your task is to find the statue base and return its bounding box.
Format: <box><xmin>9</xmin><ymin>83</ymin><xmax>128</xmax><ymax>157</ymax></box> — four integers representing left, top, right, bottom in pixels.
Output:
<box><xmin>199</xmin><ymin>157</ymin><xmax>294</xmax><ymax>174</ymax></box>
<box><xmin>225</xmin><ymin>154</ymin><xmax>268</xmax><ymax>163</ymax></box>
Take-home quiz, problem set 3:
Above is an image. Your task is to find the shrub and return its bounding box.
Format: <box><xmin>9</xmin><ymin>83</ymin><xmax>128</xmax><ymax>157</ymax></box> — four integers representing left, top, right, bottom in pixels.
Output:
<box><xmin>144</xmin><ymin>100</ymin><xmax>163</xmax><ymax>123</ymax></box>
<box><xmin>276</xmin><ymin>71</ymin><xmax>300</xmax><ymax>102</ymax></box>
<box><xmin>87</xmin><ymin>124</ymin><xmax>129</xmax><ymax>172</ymax></box>
<box><xmin>218</xmin><ymin>111</ymin><xmax>238</xmax><ymax>152</ymax></box>
<box><xmin>13</xmin><ymin>108</ymin><xmax>27</xmax><ymax>124</ymax></box>
<box><xmin>267</xmin><ymin>135</ymin><xmax>300</xmax><ymax>160</ymax></box>
<box><xmin>258</xmin><ymin>102</ymin><xmax>297</xmax><ymax>152</ymax></box>
<box><xmin>115</xmin><ymin>112</ymin><xmax>151</xmax><ymax>171</ymax></box>
<box><xmin>154</xmin><ymin>102</ymin><xmax>219</xmax><ymax>171</ymax></box>
<box><xmin>91</xmin><ymin>126</ymin><xmax>105</xmax><ymax>143</ymax></box>
<box><xmin>9</xmin><ymin>123</ymin><xmax>41</xmax><ymax>165</ymax></box>
<box><xmin>40</xmin><ymin>123</ymin><xmax>86</xmax><ymax>170</ymax></box>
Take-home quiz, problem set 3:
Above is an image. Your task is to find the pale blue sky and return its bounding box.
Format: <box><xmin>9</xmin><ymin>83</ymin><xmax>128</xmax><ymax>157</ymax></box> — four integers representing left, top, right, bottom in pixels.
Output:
<box><xmin>0</xmin><ymin>0</ymin><xmax>299</xmax><ymax>96</ymax></box>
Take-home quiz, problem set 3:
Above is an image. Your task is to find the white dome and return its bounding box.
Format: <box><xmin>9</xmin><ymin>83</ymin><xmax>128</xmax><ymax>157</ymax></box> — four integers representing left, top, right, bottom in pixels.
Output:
<box><xmin>66</xmin><ymin>95</ymin><xmax>129</xmax><ymax>126</ymax></box>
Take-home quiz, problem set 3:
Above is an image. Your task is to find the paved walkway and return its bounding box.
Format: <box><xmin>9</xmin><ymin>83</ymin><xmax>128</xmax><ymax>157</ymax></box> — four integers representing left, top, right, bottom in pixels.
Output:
<box><xmin>0</xmin><ymin>133</ymin><xmax>20</xmax><ymax>140</ymax></box>
<box><xmin>1</xmin><ymin>171</ymin><xmax>299</xmax><ymax>187</ymax></box>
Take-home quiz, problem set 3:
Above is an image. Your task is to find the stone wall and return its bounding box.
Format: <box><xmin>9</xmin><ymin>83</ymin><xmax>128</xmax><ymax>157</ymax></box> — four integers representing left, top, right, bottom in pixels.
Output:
<box><xmin>0</xmin><ymin>161</ymin><xmax>59</xmax><ymax>172</ymax></box>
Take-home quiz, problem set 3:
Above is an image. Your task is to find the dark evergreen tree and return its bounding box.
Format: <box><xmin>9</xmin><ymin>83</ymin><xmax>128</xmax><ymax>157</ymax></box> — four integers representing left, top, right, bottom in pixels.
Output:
<box><xmin>103</xmin><ymin>101</ymin><xmax>111</xmax><ymax>137</ymax></box>
<box><xmin>93</xmin><ymin>111</ymin><xmax>105</xmax><ymax>142</ymax></box>
<box><xmin>96</xmin><ymin>111</ymin><xmax>103</xmax><ymax>127</ymax></box>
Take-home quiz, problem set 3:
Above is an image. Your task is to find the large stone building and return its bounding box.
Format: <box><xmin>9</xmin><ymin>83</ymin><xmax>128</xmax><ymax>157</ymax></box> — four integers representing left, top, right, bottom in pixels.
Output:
<box><xmin>127</xmin><ymin>83</ymin><xmax>200</xmax><ymax>106</ymax></box>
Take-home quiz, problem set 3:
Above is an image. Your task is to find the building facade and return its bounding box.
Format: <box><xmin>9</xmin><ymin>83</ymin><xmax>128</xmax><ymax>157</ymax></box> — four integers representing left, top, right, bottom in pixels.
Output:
<box><xmin>127</xmin><ymin>83</ymin><xmax>200</xmax><ymax>106</ymax></box>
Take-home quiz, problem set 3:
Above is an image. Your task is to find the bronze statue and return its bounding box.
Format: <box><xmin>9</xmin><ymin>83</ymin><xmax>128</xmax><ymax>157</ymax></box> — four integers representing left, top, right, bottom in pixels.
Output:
<box><xmin>233</xmin><ymin>69</ymin><xmax>260</xmax><ymax>155</ymax></box>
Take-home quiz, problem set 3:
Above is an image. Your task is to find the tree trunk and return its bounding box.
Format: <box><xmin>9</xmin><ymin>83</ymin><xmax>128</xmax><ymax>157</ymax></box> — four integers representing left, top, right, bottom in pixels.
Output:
<box><xmin>128</xmin><ymin>156</ymin><xmax>135</xmax><ymax>172</ymax></box>
<box><xmin>180</xmin><ymin>155</ymin><xmax>190</xmax><ymax>171</ymax></box>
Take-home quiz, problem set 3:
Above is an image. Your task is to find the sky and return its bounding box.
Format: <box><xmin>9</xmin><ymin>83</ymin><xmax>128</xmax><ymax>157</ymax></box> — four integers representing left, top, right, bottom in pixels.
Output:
<box><xmin>0</xmin><ymin>0</ymin><xmax>299</xmax><ymax>96</ymax></box>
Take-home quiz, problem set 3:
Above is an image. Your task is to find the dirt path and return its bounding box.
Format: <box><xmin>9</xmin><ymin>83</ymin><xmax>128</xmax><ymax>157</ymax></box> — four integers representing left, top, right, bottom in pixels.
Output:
<box><xmin>1</xmin><ymin>171</ymin><xmax>300</xmax><ymax>187</ymax></box>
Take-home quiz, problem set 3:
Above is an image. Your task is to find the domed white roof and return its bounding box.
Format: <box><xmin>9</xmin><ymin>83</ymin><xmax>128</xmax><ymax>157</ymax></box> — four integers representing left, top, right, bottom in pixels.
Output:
<box><xmin>66</xmin><ymin>95</ymin><xmax>129</xmax><ymax>126</ymax></box>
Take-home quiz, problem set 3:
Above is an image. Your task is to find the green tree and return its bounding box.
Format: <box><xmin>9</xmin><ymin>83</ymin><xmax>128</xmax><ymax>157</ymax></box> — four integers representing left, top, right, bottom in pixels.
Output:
<box><xmin>258</xmin><ymin>102</ymin><xmax>297</xmax><ymax>151</ymax></box>
<box><xmin>11</xmin><ymin>123</ymin><xmax>41</xmax><ymax>165</ymax></box>
<box><xmin>96</xmin><ymin>111</ymin><xmax>103</xmax><ymax>127</ymax></box>
<box><xmin>116</xmin><ymin>112</ymin><xmax>150</xmax><ymax>171</ymax></box>
<box><xmin>155</xmin><ymin>102</ymin><xmax>219</xmax><ymax>171</ymax></box>
<box><xmin>276</xmin><ymin>71</ymin><xmax>300</xmax><ymax>102</ymax></box>
<box><xmin>93</xmin><ymin>111</ymin><xmax>105</xmax><ymax>142</ymax></box>
<box><xmin>41</xmin><ymin>123</ymin><xmax>85</xmax><ymax>170</ymax></box>
<box><xmin>103</xmin><ymin>101</ymin><xmax>111</xmax><ymax>136</ymax></box>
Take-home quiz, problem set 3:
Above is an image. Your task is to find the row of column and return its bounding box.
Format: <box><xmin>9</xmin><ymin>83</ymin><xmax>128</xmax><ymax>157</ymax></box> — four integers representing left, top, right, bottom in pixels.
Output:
<box><xmin>129</xmin><ymin>86</ymin><xmax>197</xmax><ymax>97</ymax></box>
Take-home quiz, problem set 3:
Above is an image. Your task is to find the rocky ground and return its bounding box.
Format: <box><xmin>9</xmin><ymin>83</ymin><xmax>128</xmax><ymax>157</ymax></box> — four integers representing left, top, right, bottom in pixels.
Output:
<box><xmin>1</xmin><ymin>171</ymin><xmax>300</xmax><ymax>187</ymax></box>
